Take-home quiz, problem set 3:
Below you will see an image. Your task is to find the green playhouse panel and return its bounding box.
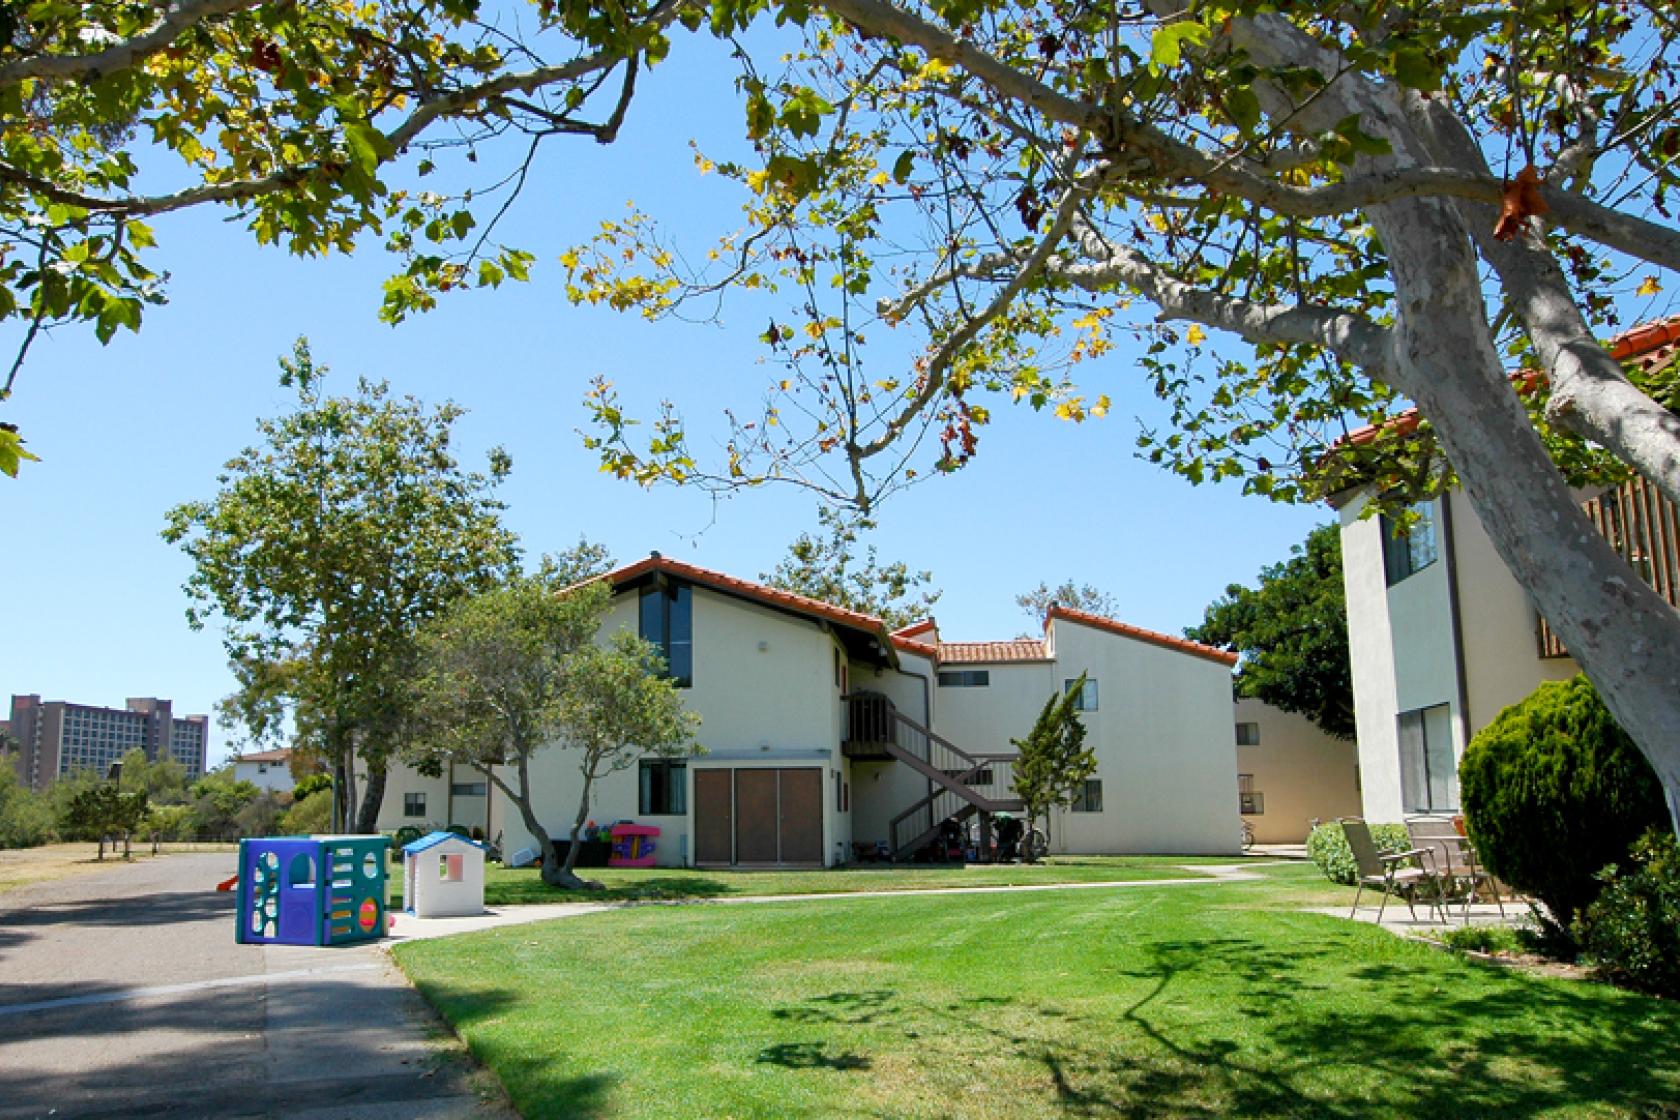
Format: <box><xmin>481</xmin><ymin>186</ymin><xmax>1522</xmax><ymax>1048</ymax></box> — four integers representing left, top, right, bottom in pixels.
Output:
<box><xmin>236</xmin><ymin>835</ymin><xmax>389</xmax><ymax>946</ymax></box>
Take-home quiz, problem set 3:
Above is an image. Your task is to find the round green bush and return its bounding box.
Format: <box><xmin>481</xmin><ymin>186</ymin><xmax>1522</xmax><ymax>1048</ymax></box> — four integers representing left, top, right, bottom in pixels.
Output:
<box><xmin>1459</xmin><ymin>674</ymin><xmax>1669</xmax><ymax>929</ymax></box>
<box><xmin>1306</xmin><ymin>820</ymin><xmax>1412</xmax><ymax>885</ymax></box>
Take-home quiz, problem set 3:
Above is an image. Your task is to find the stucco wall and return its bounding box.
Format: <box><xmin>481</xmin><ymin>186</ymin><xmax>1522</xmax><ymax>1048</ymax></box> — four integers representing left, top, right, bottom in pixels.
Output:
<box><xmin>492</xmin><ymin>586</ymin><xmax>849</xmax><ymax>867</ymax></box>
<box><xmin>1043</xmin><ymin>619</ymin><xmax>1239</xmax><ymax>855</ymax></box>
<box><xmin>1339</xmin><ymin>492</ymin><xmax>1407</xmax><ymax>821</ymax></box>
<box><xmin>1447</xmin><ymin>489</ymin><xmax>1580</xmax><ymax>729</ymax></box>
<box><xmin>1233</xmin><ymin>697</ymin><xmax>1362</xmax><ymax>843</ymax></box>
<box><xmin>233</xmin><ymin>760</ymin><xmax>295</xmax><ymax>794</ymax></box>
<box><xmin>847</xmin><ymin>651</ymin><xmax>938</xmax><ymax>850</ymax></box>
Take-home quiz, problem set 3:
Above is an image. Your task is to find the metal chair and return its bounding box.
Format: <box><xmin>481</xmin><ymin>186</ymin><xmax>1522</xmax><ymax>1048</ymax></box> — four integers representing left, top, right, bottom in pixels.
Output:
<box><xmin>1341</xmin><ymin>817</ymin><xmax>1445</xmax><ymax>924</ymax></box>
<box><xmin>1405</xmin><ymin>815</ymin><xmax>1505</xmax><ymax>921</ymax></box>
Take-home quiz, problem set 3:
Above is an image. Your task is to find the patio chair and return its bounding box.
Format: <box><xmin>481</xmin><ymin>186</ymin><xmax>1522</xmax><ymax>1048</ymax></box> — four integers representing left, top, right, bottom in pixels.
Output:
<box><xmin>1405</xmin><ymin>815</ymin><xmax>1505</xmax><ymax>921</ymax></box>
<box><xmin>1340</xmin><ymin>817</ymin><xmax>1445</xmax><ymax>925</ymax></box>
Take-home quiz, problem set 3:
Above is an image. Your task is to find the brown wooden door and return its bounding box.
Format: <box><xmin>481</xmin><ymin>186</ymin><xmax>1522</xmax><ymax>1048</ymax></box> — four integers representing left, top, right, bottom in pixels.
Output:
<box><xmin>693</xmin><ymin>769</ymin><xmax>733</xmax><ymax>867</ymax></box>
<box><xmin>734</xmin><ymin>769</ymin><xmax>780</xmax><ymax>864</ymax></box>
<box><xmin>776</xmin><ymin>768</ymin><xmax>824</xmax><ymax>865</ymax></box>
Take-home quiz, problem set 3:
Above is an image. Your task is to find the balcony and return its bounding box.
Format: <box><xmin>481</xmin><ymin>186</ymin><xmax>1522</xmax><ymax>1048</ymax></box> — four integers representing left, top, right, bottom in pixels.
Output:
<box><xmin>1537</xmin><ymin>476</ymin><xmax>1680</xmax><ymax>658</ymax></box>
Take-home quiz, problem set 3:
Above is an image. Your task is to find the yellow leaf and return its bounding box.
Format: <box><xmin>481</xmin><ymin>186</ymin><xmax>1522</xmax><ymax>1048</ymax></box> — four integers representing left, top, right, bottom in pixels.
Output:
<box><xmin>1637</xmin><ymin>275</ymin><xmax>1663</xmax><ymax>297</ymax></box>
<box><xmin>1186</xmin><ymin>324</ymin><xmax>1206</xmax><ymax>346</ymax></box>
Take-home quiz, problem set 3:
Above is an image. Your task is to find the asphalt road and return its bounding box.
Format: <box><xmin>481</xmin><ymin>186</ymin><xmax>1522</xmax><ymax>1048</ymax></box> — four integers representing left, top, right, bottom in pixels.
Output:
<box><xmin>0</xmin><ymin>852</ymin><xmax>515</xmax><ymax>1120</ymax></box>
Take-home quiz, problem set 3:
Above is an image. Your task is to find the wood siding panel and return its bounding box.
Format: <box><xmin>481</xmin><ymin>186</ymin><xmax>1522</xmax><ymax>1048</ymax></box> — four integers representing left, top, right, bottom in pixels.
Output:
<box><xmin>693</xmin><ymin>769</ymin><xmax>733</xmax><ymax>867</ymax></box>
<box><xmin>777</xmin><ymin>768</ymin><xmax>824</xmax><ymax>865</ymax></box>
<box><xmin>734</xmin><ymin>769</ymin><xmax>780</xmax><ymax>864</ymax></box>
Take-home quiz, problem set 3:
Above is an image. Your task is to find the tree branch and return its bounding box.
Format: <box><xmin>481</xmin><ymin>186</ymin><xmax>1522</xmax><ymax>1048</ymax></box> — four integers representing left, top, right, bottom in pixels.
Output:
<box><xmin>1058</xmin><ymin>218</ymin><xmax>1397</xmax><ymax>375</ymax></box>
<box><xmin>0</xmin><ymin>0</ymin><xmax>266</xmax><ymax>86</ymax></box>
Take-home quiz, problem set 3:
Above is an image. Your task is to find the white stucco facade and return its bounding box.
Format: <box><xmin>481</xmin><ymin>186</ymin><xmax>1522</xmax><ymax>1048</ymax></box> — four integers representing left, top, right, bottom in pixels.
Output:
<box><xmin>1339</xmin><ymin>487</ymin><xmax>1583</xmax><ymax>822</ymax></box>
<box><xmin>232</xmin><ymin>750</ymin><xmax>296</xmax><ymax>794</ymax></box>
<box><xmin>378</xmin><ymin>555</ymin><xmax>1252</xmax><ymax>864</ymax></box>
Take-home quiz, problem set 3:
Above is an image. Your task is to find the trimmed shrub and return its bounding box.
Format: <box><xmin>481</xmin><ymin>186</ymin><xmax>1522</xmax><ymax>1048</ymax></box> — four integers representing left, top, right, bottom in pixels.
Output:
<box><xmin>1459</xmin><ymin>674</ymin><xmax>1669</xmax><ymax>931</ymax></box>
<box><xmin>1576</xmin><ymin>830</ymin><xmax>1680</xmax><ymax>998</ymax></box>
<box><xmin>1307</xmin><ymin>820</ymin><xmax>1411</xmax><ymax>885</ymax></box>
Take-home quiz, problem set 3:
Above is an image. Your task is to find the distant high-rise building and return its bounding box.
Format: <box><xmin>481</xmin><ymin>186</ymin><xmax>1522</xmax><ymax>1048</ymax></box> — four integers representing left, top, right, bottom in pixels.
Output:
<box><xmin>5</xmin><ymin>695</ymin><xmax>211</xmax><ymax>791</ymax></box>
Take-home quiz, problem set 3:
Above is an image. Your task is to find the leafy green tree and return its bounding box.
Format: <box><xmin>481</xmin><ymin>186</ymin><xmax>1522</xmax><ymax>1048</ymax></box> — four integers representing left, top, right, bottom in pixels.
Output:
<box><xmin>1016</xmin><ymin>582</ymin><xmax>1120</xmax><ymax>626</ymax></box>
<box><xmin>116</xmin><ymin>748</ymin><xmax>190</xmax><ymax>804</ymax></box>
<box><xmin>0</xmin><ymin>0</ymin><xmax>722</xmax><ymax>466</ymax></box>
<box><xmin>537</xmin><ymin>538</ymin><xmax>618</xmax><ymax>587</ymax></box>
<box><xmin>143</xmin><ymin>803</ymin><xmax>194</xmax><ymax>849</ymax></box>
<box><xmin>185</xmin><ymin>769</ymin><xmax>262</xmax><ymax>840</ymax></box>
<box><xmin>281</xmin><ymin>787</ymin><xmax>332</xmax><ymax>835</ymax></box>
<box><xmin>571</xmin><ymin>0</ymin><xmax>1680</xmax><ymax>823</ymax></box>
<box><xmin>404</xmin><ymin>577</ymin><xmax>698</xmax><ymax>889</ymax></box>
<box><xmin>163</xmin><ymin>341</ymin><xmax>518</xmax><ymax>833</ymax></box>
<box><xmin>1010</xmin><ymin>674</ymin><xmax>1096</xmax><ymax>860</ymax></box>
<box><xmin>1185</xmin><ymin>524</ymin><xmax>1354</xmax><ymax>740</ymax></box>
<box><xmin>763</xmin><ymin>507</ymin><xmax>941</xmax><ymax>630</ymax></box>
<box><xmin>0</xmin><ymin>763</ymin><xmax>55</xmax><ymax>848</ymax></box>
<box><xmin>63</xmin><ymin>783</ymin><xmax>148</xmax><ymax>859</ymax></box>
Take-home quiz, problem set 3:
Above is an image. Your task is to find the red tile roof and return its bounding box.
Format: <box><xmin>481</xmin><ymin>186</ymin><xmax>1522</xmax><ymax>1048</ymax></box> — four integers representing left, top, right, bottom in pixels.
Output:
<box><xmin>892</xmin><ymin>618</ymin><xmax>938</xmax><ymax>640</ymax></box>
<box><xmin>1048</xmin><ymin>606</ymin><xmax>1240</xmax><ymax>667</ymax></box>
<box><xmin>600</xmin><ymin>554</ymin><xmax>894</xmax><ymax>644</ymax></box>
<box><xmin>1335</xmin><ymin>315</ymin><xmax>1680</xmax><ymax>451</ymax></box>
<box><xmin>234</xmin><ymin>748</ymin><xmax>292</xmax><ymax>764</ymax></box>
<box><xmin>936</xmin><ymin>639</ymin><xmax>1051</xmax><ymax>664</ymax></box>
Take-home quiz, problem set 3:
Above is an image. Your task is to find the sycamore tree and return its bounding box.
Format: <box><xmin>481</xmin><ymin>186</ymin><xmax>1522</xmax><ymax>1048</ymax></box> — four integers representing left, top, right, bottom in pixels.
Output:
<box><xmin>163</xmin><ymin>340</ymin><xmax>518</xmax><ymax>832</ymax></box>
<box><xmin>1010</xmin><ymin>672</ymin><xmax>1095</xmax><ymax>859</ymax></box>
<box><xmin>405</xmin><ymin>572</ymin><xmax>698</xmax><ymax>889</ymax></box>
<box><xmin>568</xmin><ymin>0</ymin><xmax>1680</xmax><ymax>814</ymax></box>
<box><xmin>0</xmin><ymin>0</ymin><xmax>758</xmax><ymax>476</ymax></box>
<box><xmin>763</xmin><ymin>506</ymin><xmax>941</xmax><ymax>628</ymax></box>
<box><xmin>1186</xmin><ymin>524</ymin><xmax>1353</xmax><ymax>740</ymax></box>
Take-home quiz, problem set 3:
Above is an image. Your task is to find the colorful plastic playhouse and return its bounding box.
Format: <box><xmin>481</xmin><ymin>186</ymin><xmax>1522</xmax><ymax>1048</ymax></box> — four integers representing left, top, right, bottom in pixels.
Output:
<box><xmin>401</xmin><ymin>831</ymin><xmax>488</xmax><ymax>919</ymax></box>
<box><xmin>236</xmin><ymin>835</ymin><xmax>389</xmax><ymax>946</ymax></box>
<box><xmin>608</xmin><ymin>822</ymin><xmax>660</xmax><ymax>868</ymax></box>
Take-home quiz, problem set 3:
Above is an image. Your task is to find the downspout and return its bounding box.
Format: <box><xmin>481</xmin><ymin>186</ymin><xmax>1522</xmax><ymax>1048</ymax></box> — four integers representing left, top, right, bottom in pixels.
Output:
<box><xmin>1439</xmin><ymin>492</ymin><xmax>1474</xmax><ymax>762</ymax></box>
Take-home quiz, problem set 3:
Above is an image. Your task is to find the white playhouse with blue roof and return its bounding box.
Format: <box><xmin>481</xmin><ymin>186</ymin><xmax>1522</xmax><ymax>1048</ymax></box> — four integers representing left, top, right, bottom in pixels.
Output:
<box><xmin>401</xmin><ymin>831</ymin><xmax>489</xmax><ymax>919</ymax></box>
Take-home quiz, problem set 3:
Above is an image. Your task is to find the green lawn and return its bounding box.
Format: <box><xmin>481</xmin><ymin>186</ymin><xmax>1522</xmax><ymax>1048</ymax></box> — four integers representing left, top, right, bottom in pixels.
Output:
<box><xmin>394</xmin><ymin>862</ymin><xmax>1680</xmax><ymax>1118</ymax></box>
<box><xmin>388</xmin><ymin>854</ymin><xmax>1221</xmax><ymax>908</ymax></box>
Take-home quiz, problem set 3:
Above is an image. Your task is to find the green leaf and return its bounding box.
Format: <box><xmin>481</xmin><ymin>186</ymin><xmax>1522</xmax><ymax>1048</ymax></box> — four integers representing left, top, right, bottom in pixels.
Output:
<box><xmin>1149</xmin><ymin>20</ymin><xmax>1210</xmax><ymax>76</ymax></box>
<box><xmin>892</xmin><ymin>150</ymin><xmax>915</xmax><ymax>185</ymax></box>
<box><xmin>0</xmin><ymin>426</ymin><xmax>40</xmax><ymax>478</ymax></box>
<box><xmin>1225</xmin><ymin>86</ymin><xmax>1261</xmax><ymax>133</ymax></box>
<box><xmin>344</xmin><ymin>121</ymin><xmax>394</xmax><ymax>173</ymax></box>
<box><xmin>1391</xmin><ymin>47</ymin><xmax>1440</xmax><ymax>91</ymax></box>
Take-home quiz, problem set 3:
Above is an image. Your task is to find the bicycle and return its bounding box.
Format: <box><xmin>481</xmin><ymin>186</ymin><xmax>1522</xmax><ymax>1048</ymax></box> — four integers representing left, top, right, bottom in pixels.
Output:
<box><xmin>1240</xmin><ymin>819</ymin><xmax>1256</xmax><ymax>852</ymax></box>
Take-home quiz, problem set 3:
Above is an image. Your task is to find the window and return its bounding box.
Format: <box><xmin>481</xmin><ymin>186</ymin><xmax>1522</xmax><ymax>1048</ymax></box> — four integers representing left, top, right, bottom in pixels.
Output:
<box><xmin>1064</xmin><ymin>678</ymin><xmax>1098</xmax><ymax>711</ymax></box>
<box><xmin>403</xmin><ymin>792</ymin><xmax>426</xmax><ymax>818</ymax></box>
<box><xmin>1381</xmin><ymin>503</ymin><xmax>1440</xmax><ymax>585</ymax></box>
<box><xmin>639</xmin><ymin>759</ymin><xmax>687</xmax><ymax>815</ymax></box>
<box><xmin>937</xmin><ymin>669</ymin><xmax>990</xmax><ymax>687</ymax></box>
<box><xmin>450</xmin><ymin>782</ymin><xmax>487</xmax><ymax>796</ymax></box>
<box><xmin>1238</xmin><ymin>774</ymin><xmax>1264</xmax><ymax>815</ymax></box>
<box><xmin>1235</xmin><ymin>722</ymin><xmax>1260</xmax><ymax>746</ymax></box>
<box><xmin>639</xmin><ymin>584</ymin><xmax>693</xmax><ymax>687</ymax></box>
<box><xmin>1071</xmin><ymin>779</ymin><xmax>1103</xmax><ymax>813</ymax></box>
<box><xmin>1399</xmin><ymin>703</ymin><xmax>1458</xmax><ymax>812</ymax></box>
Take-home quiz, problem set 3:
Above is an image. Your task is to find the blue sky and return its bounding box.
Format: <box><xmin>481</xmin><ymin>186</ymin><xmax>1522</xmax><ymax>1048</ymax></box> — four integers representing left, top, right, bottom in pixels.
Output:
<box><xmin>0</xmin><ymin>32</ymin><xmax>1325</xmax><ymax>765</ymax></box>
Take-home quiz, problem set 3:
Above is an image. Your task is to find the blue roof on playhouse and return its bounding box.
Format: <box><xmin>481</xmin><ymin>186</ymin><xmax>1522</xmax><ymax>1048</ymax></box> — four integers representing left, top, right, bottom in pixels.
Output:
<box><xmin>402</xmin><ymin>830</ymin><xmax>489</xmax><ymax>854</ymax></box>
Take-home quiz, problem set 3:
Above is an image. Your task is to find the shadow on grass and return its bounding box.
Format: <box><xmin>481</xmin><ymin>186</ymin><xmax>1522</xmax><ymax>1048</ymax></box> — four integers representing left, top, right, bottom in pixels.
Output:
<box><xmin>757</xmin><ymin>1042</ymin><xmax>872</xmax><ymax>1071</ymax></box>
<box><xmin>761</xmin><ymin>932</ymin><xmax>1680</xmax><ymax>1118</ymax></box>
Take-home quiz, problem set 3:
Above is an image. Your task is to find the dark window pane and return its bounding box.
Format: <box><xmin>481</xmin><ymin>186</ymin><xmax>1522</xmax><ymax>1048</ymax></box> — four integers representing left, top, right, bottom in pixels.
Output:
<box><xmin>639</xmin><ymin>586</ymin><xmax>665</xmax><ymax>646</ymax></box>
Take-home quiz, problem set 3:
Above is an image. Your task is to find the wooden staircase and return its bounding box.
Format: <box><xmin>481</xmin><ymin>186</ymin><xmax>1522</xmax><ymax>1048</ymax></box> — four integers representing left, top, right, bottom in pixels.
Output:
<box><xmin>843</xmin><ymin>693</ymin><xmax>1023</xmax><ymax>860</ymax></box>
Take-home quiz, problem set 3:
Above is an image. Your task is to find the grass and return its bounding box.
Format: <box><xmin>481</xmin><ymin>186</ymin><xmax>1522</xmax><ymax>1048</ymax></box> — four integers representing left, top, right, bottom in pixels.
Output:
<box><xmin>0</xmin><ymin>840</ymin><xmax>235</xmax><ymax>894</ymax></box>
<box><xmin>395</xmin><ymin>862</ymin><xmax>1680</xmax><ymax>1118</ymax></box>
<box><xmin>387</xmin><ymin>854</ymin><xmax>1223</xmax><ymax>908</ymax></box>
